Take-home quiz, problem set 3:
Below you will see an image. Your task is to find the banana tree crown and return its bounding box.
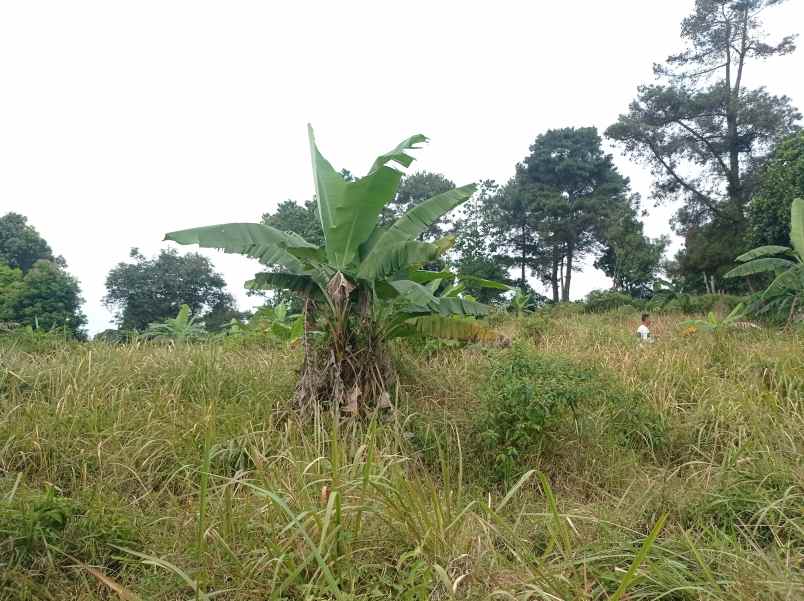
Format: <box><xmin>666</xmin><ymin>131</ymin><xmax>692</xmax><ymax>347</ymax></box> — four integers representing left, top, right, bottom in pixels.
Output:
<box><xmin>165</xmin><ymin>127</ymin><xmax>507</xmax><ymax>320</ymax></box>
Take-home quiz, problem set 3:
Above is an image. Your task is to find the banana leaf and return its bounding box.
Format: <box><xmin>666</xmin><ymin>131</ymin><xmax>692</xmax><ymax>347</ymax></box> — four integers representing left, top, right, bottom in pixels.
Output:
<box><xmin>734</xmin><ymin>245</ymin><xmax>791</xmax><ymax>262</ymax></box>
<box><xmin>164</xmin><ymin>223</ymin><xmax>315</xmax><ymax>274</ymax></box>
<box><xmin>309</xmin><ymin>125</ymin><xmax>425</xmax><ymax>270</ymax></box>
<box><xmin>724</xmin><ymin>257</ymin><xmax>795</xmax><ymax>278</ymax></box>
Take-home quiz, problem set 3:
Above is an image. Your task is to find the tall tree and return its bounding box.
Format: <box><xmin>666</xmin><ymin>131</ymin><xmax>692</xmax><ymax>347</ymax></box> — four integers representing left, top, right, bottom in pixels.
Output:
<box><xmin>451</xmin><ymin>180</ymin><xmax>512</xmax><ymax>303</ymax></box>
<box><xmin>747</xmin><ymin>131</ymin><xmax>804</xmax><ymax>248</ymax></box>
<box><xmin>7</xmin><ymin>259</ymin><xmax>87</xmax><ymax>335</ymax></box>
<box><xmin>607</xmin><ymin>0</ymin><xmax>800</xmax><ymax>288</ymax></box>
<box><xmin>487</xmin><ymin>178</ymin><xmax>547</xmax><ymax>293</ymax></box>
<box><xmin>104</xmin><ymin>248</ymin><xmax>236</xmax><ymax>331</ymax></box>
<box><xmin>595</xmin><ymin>198</ymin><xmax>669</xmax><ymax>297</ymax></box>
<box><xmin>0</xmin><ymin>213</ymin><xmax>85</xmax><ymax>336</ymax></box>
<box><xmin>517</xmin><ymin>127</ymin><xmax>631</xmax><ymax>301</ymax></box>
<box><xmin>0</xmin><ymin>213</ymin><xmax>59</xmax><ymax>273</ymax></box>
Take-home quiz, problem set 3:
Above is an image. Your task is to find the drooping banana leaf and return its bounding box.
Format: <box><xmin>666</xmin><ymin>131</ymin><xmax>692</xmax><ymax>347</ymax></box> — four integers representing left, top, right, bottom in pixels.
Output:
<box><xmin>356</xmin><ymin>240</ymin><xmax>443</xmax><ymax>281</ymax></box>
<box><xmin>791</xmin><ymin>198</ymin><xmax>804</xmax><ymax>260</ymax></box>
<box><xmin>308</xmin><ymin>125</ymin><xmax>425</xmax><ymax>270</ymax></box>
<box><xmin>440</xmin><ymin>283</ymin><xmax>465</xmax><ymax>297</ymax></box>
<box><xmin>435</xmin><ymin>297</ymin><xmax>489</xmax><ymax>317</ymax></box>
<box><xmin>406</xmin><ymin>270</ymin><xmax>455</xmax><ymax>284</ymax></box>
<box><xmin>724</xmin><ymin>257</ymin><xmax>796</xmax><ymax>278</ymax></box>
<box><xmin>389</xmin><ymin>279</ymin><xmax>439</xmax><ymax>309</ymax></box>
<box><xmin>763</xmin><ymin>263</ymin><xmax>804</xmax><ymax>297</ymax></box>
<box><xmin>164</xmin><ymin>223</ymin><xmax>315</xmax><ymax>274</ymax></box>
<box><xmin>734</xmin><ymin>245</ymin><xmax>791</xmax><ymax>262</ymax></box>
<box><xmin>400</xmin><ymin>315</ymin><xmax>498</xmax><ymax>342</ymax></box>
<box><xmin>246</xmin><ymin>272</ymin><xmax>324</xmax><ymax>298</ymax></box>
<box><xmin>458</xmin><ymin>275</ymin><xmax>512</xmax><ymax>290</ymax></box>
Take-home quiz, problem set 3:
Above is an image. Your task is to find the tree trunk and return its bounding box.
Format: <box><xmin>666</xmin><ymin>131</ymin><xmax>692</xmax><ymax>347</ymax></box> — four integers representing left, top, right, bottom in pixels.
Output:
<box><xmin>561</xmin><ymin>243</ymin><xmax>574</xmax><ymax>302</ymax></box>
<box><xmin>520</xmin><ymin>224</ymin><xmax>527</xmax><ymax>285</ymax></box>
<box><xmin>294</xmin><ymin>275</ymin><xmax>394</xmax><ymax>415</ymax></box>
<box><xmin>551</xmin><ymin>245</ymin><xmax>559</xmax><ymax>303</ymax></box>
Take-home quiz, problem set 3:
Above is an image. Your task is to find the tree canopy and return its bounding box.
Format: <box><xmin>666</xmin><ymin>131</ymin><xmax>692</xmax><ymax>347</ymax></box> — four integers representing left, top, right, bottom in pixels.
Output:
<box><xmin>0</xmin><ymin>213</ymin><xmax>59</xmax><ymax>273</ymax></box>
<box><xmin>0</xmin><ymin>213</ymin><xmax>86</xmax><ymax>336</ymax></box>
<box><xmin>747</xmin><ymin>131</ymin><xmax>804</xmax><ymax>248</ymax></box>
<box><xmin>104</xmin><ymin>248</ymin><xmax>237</xmax><ymax>331</ymax></box>
<box><xmin>502</xmin><ymin>127</ymin><xmax>634</xmax><ymax>302</ymax></box>
<box><xmin>607</xmin><ymin>0</ymin><xmax>800</xmax><ymax>290</ymax></box>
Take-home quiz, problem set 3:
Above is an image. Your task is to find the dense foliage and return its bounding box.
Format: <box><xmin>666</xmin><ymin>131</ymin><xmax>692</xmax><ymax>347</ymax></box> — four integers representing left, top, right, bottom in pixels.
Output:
<box><xmin>0</xmin><ymin>213</ymin><xmax>86</xmax><ymax>336</ymax></box>
<box><xmin>607</xmin><ymin>0</ymin><xmax>800</xmax><ymax>291</ymax></box>
<box><xmin>747</xmin><ymin>131</ymin><xmax>804</xmax><ymax>248</ymax></box>
<box><xmin>104</xmin><ymin>248</ymin><xmax>238</xmax><ymax>332</ymax></box>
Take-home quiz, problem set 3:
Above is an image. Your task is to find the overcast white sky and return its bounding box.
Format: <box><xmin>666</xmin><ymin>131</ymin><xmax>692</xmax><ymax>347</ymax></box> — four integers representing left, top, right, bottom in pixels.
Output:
<box><xmin>2</xmin><ymin>1</ymin><xmax>802</xmax><ymax>334</ymax></box>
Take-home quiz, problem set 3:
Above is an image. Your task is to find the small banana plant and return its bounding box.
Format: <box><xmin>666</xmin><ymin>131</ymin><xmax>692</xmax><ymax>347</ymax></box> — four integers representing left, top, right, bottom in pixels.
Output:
<box><xmin>144</xmin><ymin>304</ymin><xmax>207</xmax><ymax>342</ymax></box>
<box><xmin>508</xmin><ymin>288</ymin><xmax>533</xmax><ymax>317</ymax></box>
<box><xmin>682</xmin><ymin>303</ymin><xmax>746</xmax><ymax>334</ymax></box>
<box><xmin>726</xmin><ymin>198</ymin><xmax>803</xmax><ymax>324</ymax></box>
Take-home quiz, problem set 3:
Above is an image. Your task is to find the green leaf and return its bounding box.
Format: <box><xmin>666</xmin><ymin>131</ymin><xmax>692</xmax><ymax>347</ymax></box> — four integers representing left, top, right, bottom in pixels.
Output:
<box><xmin>401</xmin><ymin>315</ymin><xmax>498</xmax><ymax>342</ymax></box>
<box><xmin>458</xmin><ymin>275</ymin><xmax>511</xmax><ymax>290</ymax></box>
<box><xmin>724</xmin><ymin>257</ymin><xmax>795</xmax><ymax>278</ymax></box>
<box><xmin>440</xmin><ymin>283</ymin><xmax>465</xmax><ymax>297</ymax></box>
<box><xmin>791</xmin><ymin>198</ymin><xmax>804</xmax><ymax>260</ymax></box>
<box><xmin>379</xmin><ymin>184</ymin><xmax>477</xmax><ymax>248</ymax></box>
<box><xmin>164</xmin><ymin>223</ymin><xmax>315</xmax><ymax>274</ymax></box>
<box><xmin>406</xmin><ymin>270</ymin><xmax>455</xmax><ymax>284</ymax></box>
<box><xmin>763</xmin><ymin>263</ymin><xmax>804</xmax><ymax>297</ymax></box>
<box><xmin>356</xmin><ymin>240</ymin><xmax>442</xmax><ymax>281</ymax></box>
<box><xmin>246</xmin><ymin>272</ymin><xmax>323</xmax><ymax>297</ymax></box>
<box><xmin>734</xmin><ymin>245</ymin><xmax>791</xmax><ymax>262</ymax></box>
<box><xmin>369</xmin><ymin>134</ymin><xmax>428</xmax><ymax>173</ymax></box>
<box><xmin>309</xmin><ymin>125</ymin><xmax>423</xmax><ymax>270</ymax></box>
<box><xmin>389</xmin><ymin>279</ymin><xmax>438</xmax><ymax>308</ymax></box>
<box><xmin>436</xmin><ymin>297</ymin><xmax>489</xmax><ymax>317</ymax></box>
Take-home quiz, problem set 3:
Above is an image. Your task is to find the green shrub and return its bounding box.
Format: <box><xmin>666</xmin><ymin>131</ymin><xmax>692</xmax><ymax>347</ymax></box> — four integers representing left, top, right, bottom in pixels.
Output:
<box><xmin>543</xmin><ymin>301</ymin><xmax>586</xmax><ymax>318</ymax></box>
<box><xmin>474</xmin><ymin>343</ymin><xmax>594</xmax><ymax>483</ymax></box>
<box><xmin>584</xmin><ymin>289</ymin><xmax>643</xmax><ymax>313</ymax></box>
<box><xmin>0</xmin><ymin>487</ymin><xmax>138</xmax><ymax>569</ymax></box>
<box><xmin>0</xmin><ymin>325</ymin><xmax>74</xmax><ymax>354</ymax></box>
<box><xmin>520</xmin><ymin>312</ymin><xmax>551</xmax><ymax>341</ymax></box>
<box><xmin>665</xmin><ymin>293</ymin><xmax>747</xmax><ymax>315</ymax></box>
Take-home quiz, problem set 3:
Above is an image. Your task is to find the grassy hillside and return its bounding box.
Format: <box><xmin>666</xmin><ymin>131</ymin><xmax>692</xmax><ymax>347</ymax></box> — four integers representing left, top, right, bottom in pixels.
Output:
<box><xmin>1</xmin><ymin>312</ymin><xmax>802</xmax><ymax>600</ymax></box>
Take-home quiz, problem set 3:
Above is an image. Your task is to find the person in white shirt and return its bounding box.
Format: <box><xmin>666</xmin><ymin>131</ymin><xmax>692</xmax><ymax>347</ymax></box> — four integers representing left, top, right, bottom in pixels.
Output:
<box><xmin>637</xmin><ymin>313</ymin><xmax>653</xmax><ymax>342</ymax></box>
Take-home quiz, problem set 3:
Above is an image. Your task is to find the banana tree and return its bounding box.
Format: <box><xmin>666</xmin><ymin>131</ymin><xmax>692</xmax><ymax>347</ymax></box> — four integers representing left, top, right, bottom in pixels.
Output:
<box><xmin>725</xmin><ymin>198</ymin><xmax>804</xmax><ymax>324</ymax></box>
<box><xmin>165</xmin><ymin>126</ymin><xmax>502</xmax><ymax>412</ymax></box>
<box><xmin>145</xmin><ymin>304</ymin><xmax>207</xmax><ymax>342</ymax></box>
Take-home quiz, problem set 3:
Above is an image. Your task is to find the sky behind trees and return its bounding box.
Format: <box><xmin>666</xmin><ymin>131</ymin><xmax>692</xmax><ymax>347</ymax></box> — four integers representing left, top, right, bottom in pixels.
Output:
<box><xmin>2</xmin><ymin>0</ymin><xmax>803</xmax><ymax>333</ymax></box>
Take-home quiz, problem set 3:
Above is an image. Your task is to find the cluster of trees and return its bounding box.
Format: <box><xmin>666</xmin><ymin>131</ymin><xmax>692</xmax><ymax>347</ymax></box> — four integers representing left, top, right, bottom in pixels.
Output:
<box><xmin>4</xmin><ymin>1</ymin><xmax>801</xmax><ymax>339</ymax></box>
<box><xmin>260</xmin><ymin>129</ymin><xmax>669</xmax><ymax>305</ymax></box>
<box><xmin>607</xmin><ymin>0</ymin><xmax>801</xmax><ymax>293</ymax></box>
<box><xmin>102</xmin><ymin>248</ymin><xmax>243</xmax><ymax>333</ymax></box>
<box><xmin>0</xmin><ymin>213</ymin><xmax>86</xmax><ymax>337</ymax></box>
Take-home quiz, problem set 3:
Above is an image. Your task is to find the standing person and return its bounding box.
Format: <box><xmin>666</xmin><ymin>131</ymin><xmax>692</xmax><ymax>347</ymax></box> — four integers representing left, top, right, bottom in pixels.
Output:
<box><xmin>637</xmin><ymin>313</ymin><xmax>653</xmax><ymax>342</ymax></box>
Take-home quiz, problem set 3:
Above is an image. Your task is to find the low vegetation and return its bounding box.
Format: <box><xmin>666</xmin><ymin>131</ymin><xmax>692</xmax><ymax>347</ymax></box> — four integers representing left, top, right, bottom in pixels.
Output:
<box><xmin>1</xmin><ymin>308</ymin><xmax>801</xmax><ymax>600</ymax></box>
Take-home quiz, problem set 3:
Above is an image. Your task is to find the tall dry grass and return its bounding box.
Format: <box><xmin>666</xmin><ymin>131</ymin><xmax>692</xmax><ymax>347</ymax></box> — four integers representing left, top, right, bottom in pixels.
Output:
<box><xmin>0</xmin><ymin>312</ymin><xmax>801</xmax><ymax>600</ymax></box>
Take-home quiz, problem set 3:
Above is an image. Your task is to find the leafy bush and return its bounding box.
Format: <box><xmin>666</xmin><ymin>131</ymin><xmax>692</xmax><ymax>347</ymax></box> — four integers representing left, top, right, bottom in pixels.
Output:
<box><xmin>584</xmin><ymin>289</ymin><xmax>643</xmax><ymax>313</ymax></box>
<box><xmin>0</xmin><ymin>323</ymin><xmax>74</xmax><ymax>354</ymax></box>
<box><xmin>661</xmin><ymin>293</ymin><xmax>746</xmax><ymax>315</ymax></box>
<box><xmin>474</xmin><ymin>343</ymin><xmax>594</xmax><ymax>483</ymax></box>
<box><xmin>145</xmin><ymin>304</ymin><xmax>207</xmax><ymax>342</ymax></box>
<box><xmin>543</xmin><ymin>301</ymin><xmax>586</xmax><ymax>318</ymax></box>
<box><xmin>0</xmin><ymin>487</ymin><xmax>138</xmax><ymax>569</ymax></box>
<box><xmin>520</xmin><ymin>312</ymin><xmax>551</xmax><ymax>341</ymax></box>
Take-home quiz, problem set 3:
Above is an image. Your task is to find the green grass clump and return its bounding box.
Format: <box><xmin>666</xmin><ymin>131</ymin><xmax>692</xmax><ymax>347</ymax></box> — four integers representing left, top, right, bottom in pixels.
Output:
<box><xmin>0</xmin><ymin>313</ymin><xmax>802</xmax><ymax>600</ymax></box>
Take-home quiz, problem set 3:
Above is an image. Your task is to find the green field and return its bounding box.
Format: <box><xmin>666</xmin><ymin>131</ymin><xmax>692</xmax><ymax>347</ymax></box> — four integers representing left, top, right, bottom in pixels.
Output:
<box><xmin>1</xmin><ymin>312</ymin><xmax>802</xmax><ymax>600</ymax></box>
